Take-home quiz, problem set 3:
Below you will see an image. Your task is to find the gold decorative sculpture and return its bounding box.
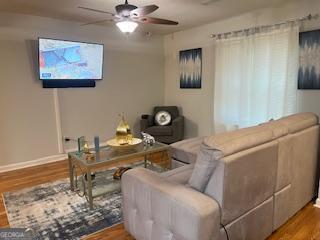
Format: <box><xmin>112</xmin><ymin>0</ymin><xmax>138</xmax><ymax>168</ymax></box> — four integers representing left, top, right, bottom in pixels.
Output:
<box><xmin>107</xmin><ymin>113</ymin><xmax>142</xmax><ymax>150</ymax></box>
<box><xmin>116</xmin><ymin>113</ymin><xmax>133</xmax><ymax>145</ymax></box>
<box><xmin>83</xmin><ymin>141</ymin><xmax>90</xmax><ymax>154</ymax></box>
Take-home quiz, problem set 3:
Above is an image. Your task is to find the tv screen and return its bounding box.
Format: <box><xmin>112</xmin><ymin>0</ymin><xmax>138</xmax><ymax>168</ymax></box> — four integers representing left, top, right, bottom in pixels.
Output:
<box><xmin>39</xmin><ymin>38</ymin><xmax>104</xmax><ymax>80</ymax></box>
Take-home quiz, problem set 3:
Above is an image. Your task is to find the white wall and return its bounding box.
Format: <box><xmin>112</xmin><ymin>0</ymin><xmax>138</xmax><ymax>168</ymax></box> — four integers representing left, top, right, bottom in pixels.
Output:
<box><xmin>2</xmin><ymin>0</ymin><xmax>320</xmax><ymax>167</ymax></box>
<box><xmin>59</xmin><ymin>50</ymin><xmax>164</xmax><ymax>148</ymax></box>
<box><xmin>0</xmin><ymin>39</ymin><xmax>59</xmax><ymax>166</ymax></box>
<box><xmin>164</xmin><ymin>0</ymin><xmax>320</xmax><ymax>138</ymax></box>
<box><xmin>0</xmin><ymin>13</ymin><xmax>164</xmax><ymax>167</ymax></box>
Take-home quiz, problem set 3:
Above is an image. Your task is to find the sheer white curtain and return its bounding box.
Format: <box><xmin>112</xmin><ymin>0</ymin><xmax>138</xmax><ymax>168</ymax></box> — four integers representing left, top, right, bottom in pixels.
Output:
<box><xmin>214</xmin><ymin>24</ymin><xmax>299</xmax><ymax>133</ymax></box>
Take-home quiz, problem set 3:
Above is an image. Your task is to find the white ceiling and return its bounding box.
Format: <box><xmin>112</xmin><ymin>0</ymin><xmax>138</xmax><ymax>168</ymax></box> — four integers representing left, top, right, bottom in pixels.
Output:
<box><xmin>0</xmin><ymin>0</ymin><xmax>295</xmax><ymax>35</ymax></box>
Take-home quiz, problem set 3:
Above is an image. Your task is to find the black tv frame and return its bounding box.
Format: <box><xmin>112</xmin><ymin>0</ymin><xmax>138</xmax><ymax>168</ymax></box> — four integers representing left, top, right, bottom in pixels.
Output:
<box><xmin>38</xmin><ymin>37</ymin><xmax>104</xmax><ymax>88</ymax></box>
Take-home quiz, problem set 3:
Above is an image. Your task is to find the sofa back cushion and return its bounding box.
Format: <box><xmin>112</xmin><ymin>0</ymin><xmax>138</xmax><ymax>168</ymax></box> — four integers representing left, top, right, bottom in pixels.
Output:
<box><xmin>201</xmin><ymin>112</ymin><xmax>318</xmax><ymax>226</ymax></box>
<box><xmin>200</xmin><ymin>125</ymin><xmax>277</xmax><ymax>225</ymax></box>
<box><xmin>204</xmin><ymin>141</ymin><xmax>278</xmax><ymax>225</ymax></box>
<box><xmin>287</xmin><ymin>125</ymin><xmax>319</xmax><ymax>216</ymax></box>
<box><xmin>257</xmin><ymin>112</ymin><xmax>318</xmax><ymax>193</ymax></box>
<box><xmin>274</xmin><ymin>112</ymin><xmax>318</xmax><ymax>134</ymax></box>
<box><xmin>259</xmin><ymin>120</ymin><xmax>288</xmax><ymax>138</ymax></box>
<box><xmin>204</xmin><ymin>125</ymin><xmax>274</xmax><ymax>157</ymax></box>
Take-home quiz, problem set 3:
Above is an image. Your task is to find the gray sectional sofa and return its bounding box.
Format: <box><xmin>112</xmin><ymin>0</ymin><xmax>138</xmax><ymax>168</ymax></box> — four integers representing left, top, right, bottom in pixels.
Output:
<box><xmin>122</xmin><ymin>112</ymin><xmax>320</xmax><ymax>240</ymax></box>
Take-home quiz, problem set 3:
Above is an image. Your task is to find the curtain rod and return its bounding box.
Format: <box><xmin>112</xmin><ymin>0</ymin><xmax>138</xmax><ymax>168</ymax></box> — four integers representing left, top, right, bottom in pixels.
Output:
<box><xmin>210</xmin><ymin>13</ymin><xmax>320</xmax><ymax>39</ymax></box>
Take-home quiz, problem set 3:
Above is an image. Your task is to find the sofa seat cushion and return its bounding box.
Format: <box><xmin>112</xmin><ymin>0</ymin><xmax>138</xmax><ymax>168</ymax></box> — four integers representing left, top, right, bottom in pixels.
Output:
<box><xmin>204</xmin><ymin>125</ymin><xmax>273</xmax><ymax>157</ymax></box>
<box><xmin>161</xmin><ymin>164</ymin><xmax>194</xmax><ymax>185</ymax></box>
<box><xmin>146</xmin><ymin>126</ymin><xmax>173</xmax><ymax>136</ymax></box>
<box><xmin>170</xmin><ymin>137</ymin><xmax>204</xmax><ymax>164</ymax></box>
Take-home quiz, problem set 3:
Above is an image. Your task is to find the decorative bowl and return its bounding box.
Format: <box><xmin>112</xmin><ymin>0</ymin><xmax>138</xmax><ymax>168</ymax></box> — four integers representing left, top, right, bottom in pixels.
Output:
<box><xmin>107</xmin><ymin>138</ymin><xmax>142</xmax><ymax>150</ymax></box>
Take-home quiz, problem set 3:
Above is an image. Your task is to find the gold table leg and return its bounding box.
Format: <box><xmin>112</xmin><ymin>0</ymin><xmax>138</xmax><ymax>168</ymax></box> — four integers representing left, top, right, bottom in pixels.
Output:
<box><xmin>86</xmin><ymin>169</ymin><xmax>94</xmax><ymax>210</ymax></box>
<box><xmin>68</xmin><ymin>155</ymin><xmax>75</xmax><ymax>191</ymax></box>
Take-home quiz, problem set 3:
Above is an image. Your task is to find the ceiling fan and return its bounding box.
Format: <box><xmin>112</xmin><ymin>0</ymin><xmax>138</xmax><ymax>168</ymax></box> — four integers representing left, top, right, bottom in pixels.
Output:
<box><xmin>79</xmin><ymin>0</ymin><xmax>179</xmax><ymax>34</ymax></box>
<box><xmin>201</xmin><ymin>0</ymin><xmax>221</xmax><ymax>5</ymax></box>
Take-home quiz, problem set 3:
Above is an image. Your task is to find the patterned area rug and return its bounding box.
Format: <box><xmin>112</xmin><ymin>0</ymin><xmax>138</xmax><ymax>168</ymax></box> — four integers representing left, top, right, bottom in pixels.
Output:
<box><xmin>3</xmin><ymin>161</ymin><xmax>164</xmax><ymax>240</ymax></box>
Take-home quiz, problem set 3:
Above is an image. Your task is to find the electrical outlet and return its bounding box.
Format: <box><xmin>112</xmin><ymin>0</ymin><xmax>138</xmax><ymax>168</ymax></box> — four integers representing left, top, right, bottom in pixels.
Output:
<box><xmin>64</xmin><ymin>137</ymin><xmax>71</xmax><ymax>142</ymax></box>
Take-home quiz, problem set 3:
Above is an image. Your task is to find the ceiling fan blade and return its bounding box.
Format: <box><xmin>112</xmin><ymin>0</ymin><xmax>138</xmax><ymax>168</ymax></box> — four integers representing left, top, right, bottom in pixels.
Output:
<box><xmin>136</xmin><ymin>17</ymin><xmax>178</xmax><ymax>25</ymax></box>
<box><xmin>115</xmin><ymin>2</ymin><xmax>137</xmax><ymax>15</ymax></box>
<box><xmin>130</xmin><ymin>5</ymin><xmax>159</xmax><ymax>17</ymax></box>
<box><xmin>201</xmin><ymin>0</ymin><xmax>221</xmax><ymax>5</ymax></box>
<box><xmin>81</xmin><ymin>19</ymin><xmax>114</xmax><ymax>26</ymax></box>
<box><xmin>78</xmin><ymin>6</ymin><xmax>115</xmax><ymax>16</ymax></box>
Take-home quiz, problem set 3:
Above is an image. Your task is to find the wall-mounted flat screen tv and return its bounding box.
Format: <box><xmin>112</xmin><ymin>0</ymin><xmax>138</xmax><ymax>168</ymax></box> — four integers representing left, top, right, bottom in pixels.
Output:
<box><xmin>39</xmin><ymin>38</ymin><xmax>104</xmax><ymax>81</ymax></box>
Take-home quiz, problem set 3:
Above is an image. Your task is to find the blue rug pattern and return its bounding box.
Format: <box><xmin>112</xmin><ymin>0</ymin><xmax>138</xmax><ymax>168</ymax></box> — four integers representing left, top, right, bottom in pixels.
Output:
<box><xmin>3</xmin><ymin>162</ymin><xmax>165</xmax><ymax>240</ymax></box>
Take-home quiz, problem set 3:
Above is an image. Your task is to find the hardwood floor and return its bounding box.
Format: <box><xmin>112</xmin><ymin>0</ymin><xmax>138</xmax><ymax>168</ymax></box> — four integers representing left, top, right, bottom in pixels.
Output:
<box><xmin>267</xmin><ymin>203</ymin><xmax>320</xmax><ymax>240</ymax></box>
<box><xmin>1</xmin><ymin>160</ymin><xmax>320</xmax><ymax>240</ymax></box>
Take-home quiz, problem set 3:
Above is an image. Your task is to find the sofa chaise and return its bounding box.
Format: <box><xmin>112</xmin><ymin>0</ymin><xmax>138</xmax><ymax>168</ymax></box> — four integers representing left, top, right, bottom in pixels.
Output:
<box><xmin>122</xmin><ymin>112</ymin><xmax>320</xmax><ymax>240</ymax></box>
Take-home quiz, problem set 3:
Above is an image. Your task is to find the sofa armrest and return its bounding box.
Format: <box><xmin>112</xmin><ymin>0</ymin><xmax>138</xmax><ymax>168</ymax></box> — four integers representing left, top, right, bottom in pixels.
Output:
<box><xmin>122</xmin><ymin>168</ymin><xmax>220</xmax><ymax>240</ymax></box>
<box><xmin>140</xmin><ymin>114</ymin><xmax>153</xmax><ymax>131</ymax></box>
<box><xmin>172</xmin><ymin>116</ymin><xmax>184</xmax><ymax>140</ymax></box>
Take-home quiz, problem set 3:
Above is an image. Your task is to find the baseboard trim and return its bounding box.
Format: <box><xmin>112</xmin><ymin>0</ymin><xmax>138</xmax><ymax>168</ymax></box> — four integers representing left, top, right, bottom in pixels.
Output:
<box><xmin>314</xmin><ymin>198</ymin><xmax>320</xmax><ymax>208</ymax></box>
<box><xmin>0</xmin><ymin>154</ymin><xmax>67</xmax><ymax>173</ymax></box>
<box><xmin>0</xmin><ymin>142</ymin><xmax>109</xmax><ymax>173</ymax></box>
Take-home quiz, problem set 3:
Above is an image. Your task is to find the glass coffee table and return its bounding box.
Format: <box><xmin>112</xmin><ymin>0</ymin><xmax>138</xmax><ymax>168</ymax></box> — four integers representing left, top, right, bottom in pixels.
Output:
<box><xmin>68</xmin><ymin>142</ymin><xmax>171</xmax><ymax>209</ymax></box>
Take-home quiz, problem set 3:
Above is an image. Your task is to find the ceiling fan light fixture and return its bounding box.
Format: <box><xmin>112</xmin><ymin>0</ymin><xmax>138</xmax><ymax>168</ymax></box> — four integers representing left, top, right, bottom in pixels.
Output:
<box><xmin>116</xmin><ymin>20</ymin><xmax>138</xmax><ymax>33</ymax></box>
